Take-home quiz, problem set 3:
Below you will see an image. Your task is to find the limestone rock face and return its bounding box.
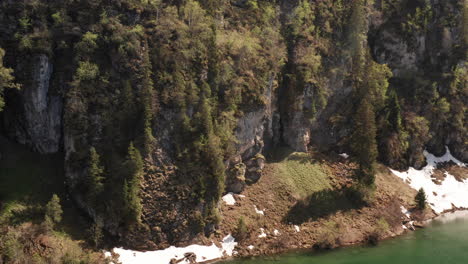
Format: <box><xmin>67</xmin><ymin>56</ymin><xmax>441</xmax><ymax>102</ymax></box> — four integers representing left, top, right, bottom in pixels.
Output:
<box><xmin>225</xmin><ymin>75</ymin><xmax>280</xmax><ymax>192</ymax></box>
<box><xmin>4</xmin><ymin>54</ymin><xmax>62</xmax><ymax>154</ymax></box>
<box><xmin>373</xmin><ymin>28</ymin><xmax>419</xmax><ymax>76</ymax></box>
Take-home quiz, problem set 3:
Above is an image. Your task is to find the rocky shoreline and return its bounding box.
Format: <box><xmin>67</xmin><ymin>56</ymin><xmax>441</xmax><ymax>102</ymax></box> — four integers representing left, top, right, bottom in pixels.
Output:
<box><xmin>210</xmin><ymin>208</ymin><xmax>468</xmax><ymax>264</ymax></box>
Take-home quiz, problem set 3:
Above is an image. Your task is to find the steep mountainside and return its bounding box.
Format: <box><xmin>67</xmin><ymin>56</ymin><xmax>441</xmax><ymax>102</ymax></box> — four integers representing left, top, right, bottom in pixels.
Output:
<box><xmin>0</xmin><ymin>0</ymin><xmax>466</xmax><ymax>251</ymax></box>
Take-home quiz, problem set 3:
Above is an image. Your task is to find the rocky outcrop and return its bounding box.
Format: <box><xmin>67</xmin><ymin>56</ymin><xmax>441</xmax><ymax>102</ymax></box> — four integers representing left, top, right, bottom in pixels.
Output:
<box><xmin>3</xmin><ymin>54</ymin><xmax>62</xmax><ymax>153</ymax></box>
<box><xmin>373</xmin><ymin>28</ymin><xmax>419</xmax><ymax>75</ymax></box>
<box><xmin>225</xmin><ymin>156</ymin><xmax>246</xmax><ymax>193</ymax></box>
<box><xmin>225</xmin><ymin>75</ymin><xmax>281</xmax><ymax>192</ymax></box>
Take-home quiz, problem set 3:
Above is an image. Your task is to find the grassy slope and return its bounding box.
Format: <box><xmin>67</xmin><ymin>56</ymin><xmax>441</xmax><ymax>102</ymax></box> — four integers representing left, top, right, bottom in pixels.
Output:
<box><xmin>272</xmin><ymin>151</ymin><xmax>332</xmax><ymax>199</ymax></box>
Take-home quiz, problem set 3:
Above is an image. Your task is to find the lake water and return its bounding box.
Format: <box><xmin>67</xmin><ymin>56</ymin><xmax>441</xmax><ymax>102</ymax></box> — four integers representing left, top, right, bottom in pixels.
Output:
<box><xmin>225</xmin><ymin>211</ymin><xmax>468</xmax><ymax>264</ymax></box>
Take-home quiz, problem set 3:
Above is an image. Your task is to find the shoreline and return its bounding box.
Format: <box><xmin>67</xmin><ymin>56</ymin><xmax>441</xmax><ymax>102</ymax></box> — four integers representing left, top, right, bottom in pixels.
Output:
<box><xmin>105</xmin><ymin>148</ymin><xmax>467</xmax><ymax>264</ymax></box>
<box><xmin>212</xmin><ymin>208</ymin><xmax>468</xmax><ymax>264</ymax></box>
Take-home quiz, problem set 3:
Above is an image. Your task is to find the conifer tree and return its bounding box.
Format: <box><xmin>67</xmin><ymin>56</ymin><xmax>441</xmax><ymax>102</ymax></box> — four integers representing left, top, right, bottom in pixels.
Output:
<box><xmin>140</xmin><ymin>41</ymin><xmax>155</xmax><ymax>156</ymax></box>
<box><xmin>195</xmin><ymin>94</ymin><xmax>225</xmax><ymax>204</ymax></box>
<box><xmin>351</xmin><ymin>95</ymin><xmax>378</xmax><ymax>186</ymax></box>
<box><xmin>387</xmin><ymin>90</ymin><xmax>403</xmax><ymax>132</ymax></box>
<box><xmin>415</xmin><ymin>188</ymin><xmax>427</xmax><ymax>210</ymax></box>
<box><xmin>122</xmin><ymin>142</ymin><xmax>144</xmax><ymax>224</ymax></box>
<box><xmin>86</xmin><ymin>147</ymin><xmax>105</xmax><ymax>206</ymax></box>
<box><xmin>89</xmin><ymin>217</ymin><xmax>104</xmax><ymax>248</ymax></box>
<box><xmin>348</xmin><ymin>0</ymin><xmax>367</xmax><ymax>71</ymax></box>
<box><xmin>44</xmin><ymin>194</ymin><xmax>63</xmax><ymax>230</ymax></box>
<box><xmin>378</xmin><ymin>89</ymin><xmax>409</xmax><ymax>166</ymax></box>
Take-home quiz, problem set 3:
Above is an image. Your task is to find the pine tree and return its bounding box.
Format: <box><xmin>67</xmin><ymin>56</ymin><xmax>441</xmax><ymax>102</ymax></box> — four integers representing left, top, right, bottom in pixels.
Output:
<box><xmin>122</xmin><ymin>142</ymin><xmax>144</xmax><ymax>225</ymax></box>
<box><xmin>140</xmin><ymin>40</ymin><xmax>155</xmax><ymax>156</ymax></box>
<box><xmin>364</xmin><ymin>58</ymin><xmax>392</xmax><ymax>111</ymax></box>
<box><xmin>86</xmin><ymin>147</ymin><xmax>105</xmax><ymax>206</ymax></box>
<box><xmin>415</xmin><ymin>188</ymin><xmax>427</xmax><ymax>210</ymax></box>
<box><xmin>89</xmin><ymin>217</ymin><xmax>104</xmax><ymax>248</ymax></box>
<box><xmin>348</xmin><ymin>0</ymin><xmax>366</xmax><ymax>69</ymax></box>
<box><xmin>44</xmin><ymin>194</ymin><xmax>63</xmax><ymax>230</ymax></box>
<box><xmin>351</xmin><ymin>95</ymin><xmax>378</xmax><ymax>185</ymax></box>
<box><xmin>387</xmin><ymin>90</ymin><xmax>402</xmax><ymax>132</ymax></box>
<box><xmin>379</xmin><ymin>89</ymin><xmax>409</xmax><ymax>167</ymax></box>
<box><xmin>194</xmin><ymin>94</ymin><xmax>225</xmax><ymax>204</ymax></box>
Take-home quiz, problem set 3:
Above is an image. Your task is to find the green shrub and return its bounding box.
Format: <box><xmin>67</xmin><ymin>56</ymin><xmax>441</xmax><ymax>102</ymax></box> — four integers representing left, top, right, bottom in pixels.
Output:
<box><xmin>314</xmin><ymin>221</ymin><xmax>341</xmax><ymax>250</ymax></box>
<box><xmin>368</xmin><ymin>218</ymin><xmax>390</xmax><ymax>245</ymax></box>
<box><xmin>234</xmin><ymin>216</ymin><xmax>248</xmax><ymax>241</ymax></box>
<box><xmin>0</xmin><ymin>47</ymin><xmax>18</xmax><ymax>111</ymax></box>
<box><xmin>75</xmin><ymin>61</ymin><xmax>99</xmax><ymax>81</ymax></box>
<box><xmin>191</xmin><ymin>211</ymin><xmax>205</xmax><ymax>234</ymax></box>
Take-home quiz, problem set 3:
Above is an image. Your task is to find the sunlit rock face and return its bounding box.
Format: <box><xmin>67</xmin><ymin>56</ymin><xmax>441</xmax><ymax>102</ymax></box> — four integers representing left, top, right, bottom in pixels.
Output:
<box><xmin>4</xmin><ymin>54</ymin><xmax>62</xmax><ymax>154</ymax></box>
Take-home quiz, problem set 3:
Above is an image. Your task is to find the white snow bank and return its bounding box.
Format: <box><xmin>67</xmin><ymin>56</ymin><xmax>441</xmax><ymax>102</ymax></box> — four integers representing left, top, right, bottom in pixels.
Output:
<box><xmin>391</xmin><ymin>147</ymin><xmax>468</xmax><ymax>214</ymax></box>
<box><xmin>400</xmin><ymin>206</ymin><xmax>411</xmax><ymax>218</ymax></box>
<box><xmin>103</xmin><ymin>251</ymin><xmax>115</xmax><ymax>264</ymax></box>
<box><xmin>221</xmin><ymin>234</ymin><xmax>237</xmax><ymax>256</ymax></box>
<box><xmin>339</xmin><ymin>153</ymin><xmax>349</xmax><ymax>159</ymax></box>
<box><xmin>258</xmin><ymin>228</ymin><xmax>267</xmax><ymax>238</ymax></box>
<box><xmin>222</xmin><ymin>193</ymin><xmax>236</xmax><ymax>205</ymax></box>
<box><xmin>109</xmin><ymin>234</ymin><xmax>237</xmax><ymax>264</ymax></box>
<box><xmin>254</xmin><ymin>205</ymin><xmax>264</xmax><ymax>215</ymax></box>
<box><xmin>425</xmin><ymin>147</ymin><xmax>466</xmax><ymax>167</ymax></box>
<box><xmin>294</xmin><ymin>225</ymin><xmax>300</xmax><ymax>232</ymax></box>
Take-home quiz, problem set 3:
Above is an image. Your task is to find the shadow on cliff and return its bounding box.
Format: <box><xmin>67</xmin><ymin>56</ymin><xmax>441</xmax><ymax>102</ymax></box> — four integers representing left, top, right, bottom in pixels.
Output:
<box><xmin>284</xmin><ymin>187</ymin><xmax>366</xmax><ymax>225</ymax></box>
<box><xmin>266</xmin><ymin>146</ymin><xmax>322</xmax><ymax>165</ymax></box>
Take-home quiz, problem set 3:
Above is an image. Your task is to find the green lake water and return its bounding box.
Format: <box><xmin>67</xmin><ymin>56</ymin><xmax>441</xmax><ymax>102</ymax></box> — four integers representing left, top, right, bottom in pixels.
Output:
<box><xmin>225</xmin><ymin>211</ymin><xmax>468</xmax><ymax>264</ymax></box>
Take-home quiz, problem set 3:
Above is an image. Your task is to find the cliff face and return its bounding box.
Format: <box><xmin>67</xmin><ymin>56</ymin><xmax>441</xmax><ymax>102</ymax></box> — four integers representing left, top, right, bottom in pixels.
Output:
<box><xmin>0</xmin><ymin>0</ymin><xmax>466</xmax><ymax>249</ymax></box>
<box><xmin>3</xmin><ymin>54</ymin><xmax>62</xmax><ymax>153</ymax></box>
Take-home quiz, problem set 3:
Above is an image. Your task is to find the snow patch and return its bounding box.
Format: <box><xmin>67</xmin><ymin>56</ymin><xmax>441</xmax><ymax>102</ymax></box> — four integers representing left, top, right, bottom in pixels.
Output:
<box><xmin>221</xmin><ymin>234</ymin><xmax>237</xmax><ymax>256</ymax></box>
<box><xmin>258</xmin><ymin>228</ymin><xmax>267</xmax><ymax>238</ymax></box>
<box><xmin>254</xmin><ymin>205</ymin><xmax>264</xmax><ymax>215</ymax></box>
<box><xmin>339</xmin><ymin>153</ymin><xmax>349</xmax><ymax>159</ymax></box>
<box><xmin>273</xmin><ymin>229</ymin><xmax>280</xmax><ymax>236</ymax></box>
<box><xmin>247</xmin><ymin>245</ymin><xmax>254</xmax><ymax>250</ymax></box>
<box><xmin>294</xmin><ymin>225</ymin><xmax>300</xmax><ymax>232</ymax></box>
<box><xmin>108</xmin><ymin>234</ymin><xmax>237</xmax><ymax>264</ymax></box>
<box><xmin>103</xmin><ymin>251</ymin><xmax>115</xmax><ymax>264</ymax></box>
<box><xmin>391</xmin><ymin>147</ymin><xmax>468</xmax><ymax>214</ymax></box>
<box><xmin>400</xmin><ymin>206</ymin><xmax>411</xmax><ymax>218</ymax></box>
<box><xmin>222</xmin><ymin>193</ymin><xmax>236</xmax><ymax>205</ymax></box>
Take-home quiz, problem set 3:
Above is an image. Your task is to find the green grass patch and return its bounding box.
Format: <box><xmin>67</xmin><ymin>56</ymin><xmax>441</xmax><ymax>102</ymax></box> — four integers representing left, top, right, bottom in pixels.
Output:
<box><xmin>0</xmin><ymin>136</ymin><xmax>63</xmax><ymax>220</ymax></box>
<box><xmin>273</xmin><ymin>150</ymin><xmax>332</xmax><ymax>198</ymax></box>
<box><xmin>0</xmin><ymin>136</ymin><xmax>89</xmax><ymax>240</ymax></box>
